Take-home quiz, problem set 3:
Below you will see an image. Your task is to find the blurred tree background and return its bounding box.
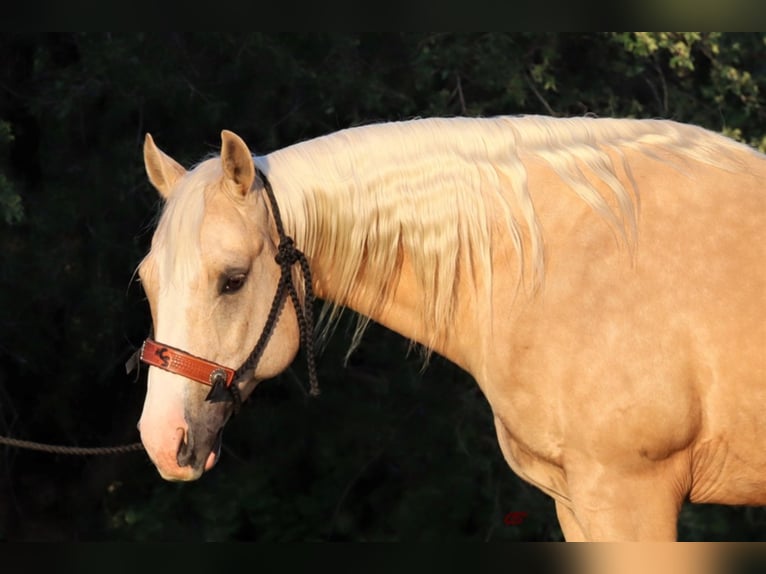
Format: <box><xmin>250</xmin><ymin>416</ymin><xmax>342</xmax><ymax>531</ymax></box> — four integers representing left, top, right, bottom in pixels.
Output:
<box><xmin>0</xmin><ymin>33</ymin><xmax>764</xmax><ymax>541</ymax></box>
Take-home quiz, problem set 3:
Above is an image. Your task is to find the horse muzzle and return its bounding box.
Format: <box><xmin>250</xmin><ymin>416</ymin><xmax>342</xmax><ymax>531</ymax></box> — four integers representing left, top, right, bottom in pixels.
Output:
<box><xmin>138</xmin><ymin>422</ymin><xmax>224</xmax><ymax>481</ymax></box>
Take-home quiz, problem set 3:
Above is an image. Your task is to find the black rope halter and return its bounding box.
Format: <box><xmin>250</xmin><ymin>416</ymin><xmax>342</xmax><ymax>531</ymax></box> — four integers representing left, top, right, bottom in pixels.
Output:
<box><xmin>205</xmin><ymin>168</ymin><xmax>320</xmax><ymax>411</ymax></box>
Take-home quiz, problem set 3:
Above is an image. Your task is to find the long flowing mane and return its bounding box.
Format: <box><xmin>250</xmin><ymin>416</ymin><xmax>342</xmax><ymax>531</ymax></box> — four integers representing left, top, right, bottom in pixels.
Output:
<box><xmin>152</xmin><ymin>115</ymin><xmax>758</xmax><ymax>350</ymax></box>
<box><xmin>255</xmin><ymin>115</ymin><xmax>756</xmax><ymax>348</ymax></box>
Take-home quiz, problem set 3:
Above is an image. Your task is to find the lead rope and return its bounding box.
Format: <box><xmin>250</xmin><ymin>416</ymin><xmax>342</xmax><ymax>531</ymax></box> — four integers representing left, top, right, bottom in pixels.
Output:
<box><xmin>0</xmin><ymin>434</ymin><xmax>143</xmax><ymax>455</ymax></box>
<box><xmin>208</xmin><ymin>169</ymin><xmax>320</xmax><ymax>411</ymax></box>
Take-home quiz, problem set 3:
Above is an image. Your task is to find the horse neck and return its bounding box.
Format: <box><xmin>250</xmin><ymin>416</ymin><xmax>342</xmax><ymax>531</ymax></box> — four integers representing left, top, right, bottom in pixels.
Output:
<box><xmin>305</xmin><ymin>229</ymin><xmax>484</xmax><ymax>374</ymax></box>
<box><xmin>257</xmin><ymin>115</ymin><xmax>763</xmax><ymax>379</ymax></box>
<box><xmin>257</xmin><ymin>151</ymin><xmax>491</xmax><ymax>374</ymax></box>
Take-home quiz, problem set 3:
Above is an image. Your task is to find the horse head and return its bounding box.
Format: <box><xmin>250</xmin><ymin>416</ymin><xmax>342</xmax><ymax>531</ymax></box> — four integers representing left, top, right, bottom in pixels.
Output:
<box><xmin>136</xmin><ymin>131</ymin><xmax>301</xmax><ymax>480</ymax></box>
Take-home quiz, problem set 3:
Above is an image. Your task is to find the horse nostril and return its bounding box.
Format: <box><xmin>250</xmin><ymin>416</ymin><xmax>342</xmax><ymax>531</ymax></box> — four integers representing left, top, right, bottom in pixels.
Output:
<box><xmin>176</xmin><ymin>428</ymin><xmax>195</xmax><ymax>468</ymax></box>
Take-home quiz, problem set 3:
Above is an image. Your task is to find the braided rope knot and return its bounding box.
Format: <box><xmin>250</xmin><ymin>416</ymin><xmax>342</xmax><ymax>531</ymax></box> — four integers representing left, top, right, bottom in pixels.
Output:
<box><xmin>275</xmin><ymin>237</ymin><xmax>300</xmax><ymax>267</ymax></box>
<box><xmin>274</xmin><ymin>236</ymin><xmax>301</xmax><ymax>267</ymax></box>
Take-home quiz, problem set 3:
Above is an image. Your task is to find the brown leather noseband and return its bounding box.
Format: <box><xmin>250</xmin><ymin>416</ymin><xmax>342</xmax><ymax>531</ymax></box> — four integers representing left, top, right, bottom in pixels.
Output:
<box><xmin>137</xmin><ymin>338</ymin><xmax>235</xmax><ymax>389</ymax></box>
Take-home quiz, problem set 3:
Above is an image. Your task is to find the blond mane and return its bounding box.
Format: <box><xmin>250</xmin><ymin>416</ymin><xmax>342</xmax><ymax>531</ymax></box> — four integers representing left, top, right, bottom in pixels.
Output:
<box><xmin>255</xmin><ymin>115</ymin><xmax>755</xmax><ymax>349</ymax></box>
<box><xmin>147</xmin><ymin>160</ymin><xmax>217</xmax><ymax>290</ymax></box>
<box><xmin>152</xmin><ymin>115</ymin><xmax>758</xmax><ymax>351</ymax></box>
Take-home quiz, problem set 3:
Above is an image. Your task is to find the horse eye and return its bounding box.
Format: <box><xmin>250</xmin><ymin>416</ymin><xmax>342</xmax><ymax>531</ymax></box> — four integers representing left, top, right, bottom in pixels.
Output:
<box><xmin>221</xmin><ymin>273</ymin><xmax>247</xmax><ymax>294</ymax></box>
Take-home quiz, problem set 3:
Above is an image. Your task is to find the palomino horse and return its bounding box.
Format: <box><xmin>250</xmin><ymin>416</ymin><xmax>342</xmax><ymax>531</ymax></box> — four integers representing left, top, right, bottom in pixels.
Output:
<box><xmin>135</xmin><ymin>116</ymin><xmax>766</xmax><ymax>541</ymax></box>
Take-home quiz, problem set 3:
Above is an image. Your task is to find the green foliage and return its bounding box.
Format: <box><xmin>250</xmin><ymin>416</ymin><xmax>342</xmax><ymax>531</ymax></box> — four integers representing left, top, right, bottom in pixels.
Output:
<box><xmin>611</xmin><ymin>32</ymin><xmax>765</xmax><ymax>150</ymax></box>
<box><xmin>0</xmin><ymin>33</ymin><xmax>763</xmax><ymax>541</ymax></box>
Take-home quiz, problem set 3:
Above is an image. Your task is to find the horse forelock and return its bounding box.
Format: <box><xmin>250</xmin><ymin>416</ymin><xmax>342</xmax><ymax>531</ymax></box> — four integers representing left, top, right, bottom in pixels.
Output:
<box><xmin>149</xmin><ymin>158</ymin><xmax>220</xmax><ymax>290</ymax></box>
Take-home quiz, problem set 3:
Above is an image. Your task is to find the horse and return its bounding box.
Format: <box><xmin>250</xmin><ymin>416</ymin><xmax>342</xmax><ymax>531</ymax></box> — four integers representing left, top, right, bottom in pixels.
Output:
<box><xmin>134</xmin><ymin>115</ymin><xmax>766</xmax><ymax>541</ymax></box>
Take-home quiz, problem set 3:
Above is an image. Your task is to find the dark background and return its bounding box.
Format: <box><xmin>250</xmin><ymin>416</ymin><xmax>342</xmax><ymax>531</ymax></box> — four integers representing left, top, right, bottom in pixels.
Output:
<box><xmin>0</xmin><ymin>33</ymin><xmax>764</xmax><ymax>541</ymax></box>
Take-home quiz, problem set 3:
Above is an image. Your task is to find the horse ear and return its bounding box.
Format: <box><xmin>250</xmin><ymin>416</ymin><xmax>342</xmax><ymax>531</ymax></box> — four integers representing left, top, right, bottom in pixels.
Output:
<box><xmin>143</xmin><ymin>133</ymin><xmax>186</xmax><ymax>199</ymax></box>
<box><xmin>220</xmin><ymin>130</ymin><xmax>255</xmax><ymax>197</ymax></box>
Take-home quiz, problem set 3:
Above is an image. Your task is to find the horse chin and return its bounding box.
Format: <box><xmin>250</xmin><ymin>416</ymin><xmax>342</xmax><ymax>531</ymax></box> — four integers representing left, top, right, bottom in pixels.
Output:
<box><xmin>205</xmin><ymin>428</ymin><xmax>223</xmax><ymax>471</ymax></box>
<box><xmin>157</xmin><ymin>466</ymin><xmax>205</xmax><ymax>482</ymax></box>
